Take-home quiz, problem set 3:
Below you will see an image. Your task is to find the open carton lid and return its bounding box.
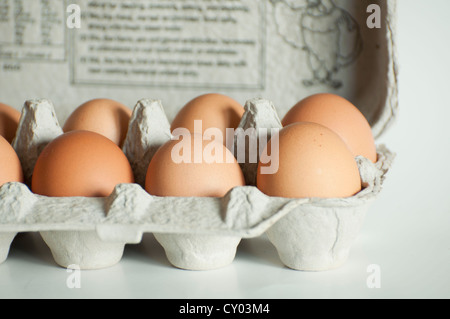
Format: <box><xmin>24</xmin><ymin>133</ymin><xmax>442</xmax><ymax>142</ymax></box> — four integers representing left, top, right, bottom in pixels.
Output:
<box><xmin>0</xmin><ymin>0</ymin><xmax>398</xmax><ymax>138</ymax></box>
<box><xmin>262</xmin><ymin>0</ymin><xmax>399</xmax><ymax>139</ymax></box>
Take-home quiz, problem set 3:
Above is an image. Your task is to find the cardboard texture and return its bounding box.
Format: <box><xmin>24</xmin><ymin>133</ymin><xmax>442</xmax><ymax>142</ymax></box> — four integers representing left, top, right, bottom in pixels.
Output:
<box><xmin>0</xmin><ymin>98</ymin><xmax>394</xmax><ymax>270</ymax></box>
<box><xmin>0</xmin><ymin>0</ymin><xmax>398</xmax><ymax>271</ymax></box>
<box><xmin>0</xmin><ymin>1</ymin><xmax>398</xmax><ymax>135</ymax></box>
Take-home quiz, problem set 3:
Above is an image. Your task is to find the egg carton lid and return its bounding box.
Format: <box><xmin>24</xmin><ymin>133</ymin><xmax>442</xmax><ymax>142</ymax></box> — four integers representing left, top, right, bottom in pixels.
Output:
<box><xmin>0</xmin><ymin>0</ymin><xmax>398</xmax><ymax>139</ymax></box>
<box><xmin>0</xmin><ymin>97</ymin><xmax>395</xmax><ymax>244</ymax></box>
<box><xmin>269</xmin><ymin>0</ymin><xmax>399</xmax><ymax>140</ymax></box>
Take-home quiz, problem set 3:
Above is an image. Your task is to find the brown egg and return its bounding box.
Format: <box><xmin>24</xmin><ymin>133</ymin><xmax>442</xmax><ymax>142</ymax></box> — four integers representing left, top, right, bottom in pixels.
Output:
<box><xmin>32</xmin><ymin>131</ymin><xmax>134</xmax><ymax>197</ymax></box>
<box><xmin>170</xmin><ymin>93</ymin><xmax>245</xmax><ymax>146</ymax></box>
<box><xmin>0</xmin><ymin>135</ymin><xmax>24</xmax><ymax>187</ymax></box>
<box><xmin>282</xmin><ymin>93</ymin><xmax>378</xmax><ymax>163</ymax></box>
<box><xmin>63</xmin><ymin>98</ymin><xmax>132</xmax><ymax>147</ymax></box>
<box><xmin>145</xmin><ymin>134</ymin><xmax>245</xmax><ymax>198</ymax></box>
<box><xmin>0</xmin><ymin>103</ymin><xmax>21</xmax><ymax>144</ymax></box>
<box><xmin>257</xmin><ymin>122</ymin><xmax>362</xmax><ymax>199</ymax></box>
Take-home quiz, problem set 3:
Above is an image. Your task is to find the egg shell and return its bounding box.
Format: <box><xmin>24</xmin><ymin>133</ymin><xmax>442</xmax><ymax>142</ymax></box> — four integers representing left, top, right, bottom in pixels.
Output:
<box><xmin>282</xmin><ymin>93</ymin><xmax>378</xmax><ymax>163</ymax></box>
<box><xmin>145</xmin><ymin>134</ymin><xmax>245</xmax><ymax>198</ymax></box>
<box><xmin>170</xmin><ymin>93</ymin><xmax>245</xmax><ymax>146</ymax></box>
<box><xmin>63</xmin><ymin>98</ymin><xmax>132</xmax><ymax>147</ymax></box>
<box><xmin>32</xmin><ymin>130</ymin><xmax>135</xmax><ymax>198</ymax></box>
<box><xmin>257</xmin><ymin>122</ymin><xmax>362</xmax><ymax>199</ymax></box>
<box><xmin>0</xmin><ymin>135</ymin><xmax>24</xmax><ymax>187</ymax></box>
<box><xmin>0</xmin><ymin>103</ymin><xmax>21</xmax><ymax>144</ymax></box>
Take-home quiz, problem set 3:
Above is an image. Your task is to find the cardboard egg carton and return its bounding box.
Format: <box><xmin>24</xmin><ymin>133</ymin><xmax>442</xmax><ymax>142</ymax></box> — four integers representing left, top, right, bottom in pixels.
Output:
<box><xmin>0</xmin><ymin>97</ymin><xmax>394</xmax><ymax>271</ymax></box>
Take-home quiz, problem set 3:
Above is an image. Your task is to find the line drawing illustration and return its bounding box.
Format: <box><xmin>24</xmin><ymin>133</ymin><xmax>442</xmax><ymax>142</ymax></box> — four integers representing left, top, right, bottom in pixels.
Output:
<box><xmin>270</xmin><ymin>0</ymin><xmax>363</xmax><ymax>89</ymax></box>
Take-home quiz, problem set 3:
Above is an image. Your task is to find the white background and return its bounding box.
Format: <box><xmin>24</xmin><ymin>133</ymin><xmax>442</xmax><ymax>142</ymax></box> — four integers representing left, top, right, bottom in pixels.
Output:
<box><xmin>1</xmin><ymin>0</ymin><xmax>449</xmax><ymax>299</ymax></box>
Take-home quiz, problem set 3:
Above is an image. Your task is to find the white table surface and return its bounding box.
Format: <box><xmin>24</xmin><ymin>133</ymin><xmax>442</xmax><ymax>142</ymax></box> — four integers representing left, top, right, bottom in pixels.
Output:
<box><xmin>1</xmin><ymin>0</ymin><xmax>449</xmax><ymax>299</ymax></box>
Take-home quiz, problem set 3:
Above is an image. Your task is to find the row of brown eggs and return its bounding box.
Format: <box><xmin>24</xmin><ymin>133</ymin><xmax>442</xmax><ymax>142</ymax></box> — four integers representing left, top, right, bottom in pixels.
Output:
<box><xmin>0</xmin><ymin>93</ymin><xmax>377</xmax><ymax>203</ymax></box>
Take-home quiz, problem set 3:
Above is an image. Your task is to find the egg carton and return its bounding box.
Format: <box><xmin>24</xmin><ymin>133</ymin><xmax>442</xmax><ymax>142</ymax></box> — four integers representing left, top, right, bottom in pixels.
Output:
<box><xmin>0</xmin><ymin>98</ymin><xmax>395</xmax><ymax>271</ymax></box>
